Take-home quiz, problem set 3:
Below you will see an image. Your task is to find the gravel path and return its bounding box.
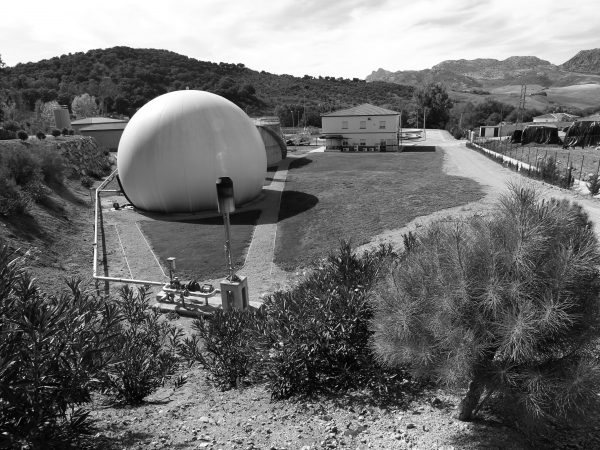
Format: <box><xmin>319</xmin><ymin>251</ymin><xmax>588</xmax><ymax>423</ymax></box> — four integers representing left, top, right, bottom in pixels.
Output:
<box><xmin>237</xmin><ymin>157</ymin><xmax>294</xmax><ymax>303</ymax></box>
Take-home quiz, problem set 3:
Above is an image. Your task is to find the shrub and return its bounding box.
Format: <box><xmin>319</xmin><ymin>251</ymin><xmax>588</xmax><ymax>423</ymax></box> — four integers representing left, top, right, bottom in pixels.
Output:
<box><xmin>36</xmin><ymin>131</ymin><xmax>46</xmax><ymax>140</ymax></box>
<box><xmin>0</xmin><ymin>176</ymin><xmax>29</xmax><ymax>215</ymax></box>
<box><xmin>51</xmin><ymin>129</ymin><xmax>61</xmax><ymax>137</ymax></box>
<box><xmin>179</xmin><ymin>309</ymin><xmax>258</xmax><ymax>390</ymax></box>
<box><xmin>4</xmin><ymin>149</ymin><xmax>40</xmax><ymax>187</ymax></box>
<box><xmin>17</xmin><ymin>130</ymin><xmax>28</xmax><ymax>141</ymax></box>
<box><xmin>178</xmin><ymin>242</ymin><xmax>407</xmax><ymax>399</ymax></box>
<box><xmin>80</xmin><ymin>175</ymin><xmax>93</xmax><ymax>188</ymax></box>
<box><xmin>100</xmin><ymin>286</ymin><xmax>182</xmax><ymax>404</ymax></box>
<box><xmin>372</xmin><ymin>184</ymin><xmax>600</xmax><ymax>427</ymax></box>
<box><xmin>36</xmin><ymin>147</ymin><xmax>66</xmax><ymax>186</ymax></box>
<box><xmin>61</xmin><ymin>127</ymin><xmax>69</xmax><ymax>136</ymax></box>
<box><xmin>258</xmin><ymin>241</ymin><xmax>396</xmax><ymax>399</ymax></box>
<box><xmin>68</xmin><ymin>128</ymin><xmax>75</xmax><ymax>135</ymax></box>
<box><xmin>0</xmin><ymin>249</ymin><xmax>121</xmax><ymax>447</ymax></box>
<box><xmin>0</xmin><ymin>128</ymin><xmax>16</xmax><ymax>140</ymax></box>
<box><xmin>2</xmin><ymin>120</ymin><xmax>21</xmax><ymax>132</ymax></box>
<box><xmin>587</xmin><ymin>173</ymin><xmax>600</xmax><ymax>196</ymax></box>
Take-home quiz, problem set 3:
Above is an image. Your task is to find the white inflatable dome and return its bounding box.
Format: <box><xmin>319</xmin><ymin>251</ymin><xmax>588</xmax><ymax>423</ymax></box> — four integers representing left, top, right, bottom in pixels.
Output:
<box><xmin>117</xmin><ymin>90</ymin><xmax>266</xmax><ymax>213</ymax></box>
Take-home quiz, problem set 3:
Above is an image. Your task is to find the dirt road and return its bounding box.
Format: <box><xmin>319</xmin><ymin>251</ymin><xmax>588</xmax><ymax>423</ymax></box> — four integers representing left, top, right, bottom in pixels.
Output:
<box><xmin>360</xmin><ymin>129</ymin><xmax>600</xmax><ymax>252</ymax></box>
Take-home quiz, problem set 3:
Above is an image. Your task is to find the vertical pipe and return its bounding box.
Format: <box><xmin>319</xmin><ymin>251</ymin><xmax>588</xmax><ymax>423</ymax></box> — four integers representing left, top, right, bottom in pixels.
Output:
<box><xmin>579</xmin><ymin>155</ymin><xmax>584</xmax><ymax>182</ymax></box>
<box><xmin>223</xmin><ymin>210</ymin><xmax>234</xmax><ymax>280</ymax></box>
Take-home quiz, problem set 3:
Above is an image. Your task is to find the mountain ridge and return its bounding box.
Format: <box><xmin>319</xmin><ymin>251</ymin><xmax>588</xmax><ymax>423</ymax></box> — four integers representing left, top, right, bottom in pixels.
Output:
<box><xmin>367</xmin><ymin>52</ymin><xmax>600</xmax><ymax>89</ymax></box>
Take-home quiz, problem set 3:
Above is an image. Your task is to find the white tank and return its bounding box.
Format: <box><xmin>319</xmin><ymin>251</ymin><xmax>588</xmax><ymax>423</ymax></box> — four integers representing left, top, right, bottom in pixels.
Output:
<box><xmin>117</xmin><ymin>90</ymin><xmax>266</xmax><ymax>213</ymax></box>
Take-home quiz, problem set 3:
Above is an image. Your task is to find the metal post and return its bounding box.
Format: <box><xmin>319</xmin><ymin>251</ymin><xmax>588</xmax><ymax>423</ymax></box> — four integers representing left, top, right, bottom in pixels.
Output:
<box><xmin>399</xmin><ymin>110</ymin><xmax>403</xmax><ymax>150</ymax></box>
<box><xmin>579</xmin><ymin>155</ymin><xmax>585</xmax><ymax>182</ymax></box>
<box><xmin>222</xmin><ymin>210</ymin><xmax>234</xmax><ymax>280</ymax></box>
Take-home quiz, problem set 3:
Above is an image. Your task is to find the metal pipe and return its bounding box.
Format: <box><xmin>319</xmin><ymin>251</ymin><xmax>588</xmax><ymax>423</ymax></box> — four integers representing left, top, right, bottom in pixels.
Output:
<box><xmin>94</xmin><ymin>275</ymin><xmax>164</xmax><ymax>286</ymax></box>
<box><xmin>92</xmin><ymin>169</ymin><xmax>165</xmax><ymax>287</ymax></box>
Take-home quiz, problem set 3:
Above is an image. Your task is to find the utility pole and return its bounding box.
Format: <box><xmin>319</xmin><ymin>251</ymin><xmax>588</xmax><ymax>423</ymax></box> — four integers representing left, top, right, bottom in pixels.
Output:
<box><xmin>423</xmin><ymin>109</ymin><xmax>427</xmax><ymax>140</ymax></box>
<box><xmin>517</xmin><ymin>84</ymin><xmax>527</xmax><ymax>130</ymax></box>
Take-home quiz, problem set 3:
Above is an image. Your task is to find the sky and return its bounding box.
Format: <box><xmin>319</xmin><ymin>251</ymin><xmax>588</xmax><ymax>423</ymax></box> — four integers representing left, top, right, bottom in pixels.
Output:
<box><xmin>1</xmin><ymin>0</ymin><xmax>598</xmax><ymax>79</ymax></box>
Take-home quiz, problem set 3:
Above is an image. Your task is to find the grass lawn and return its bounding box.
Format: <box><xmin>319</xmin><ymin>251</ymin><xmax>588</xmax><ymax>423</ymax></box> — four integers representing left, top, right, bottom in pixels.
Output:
<box><xmin>139</xmin><ymin>210</ymin><xmax>260</xmax><ymax>282</ymax></box>
<box><xmin>478</xmin><ymin>140</ymin><xmax>600</xmax><ymax>179</ymax></box>
<box><xmin>274</xmin><ymin>151</ymin><xmax>485</xmax><ymax>271</ymax></box>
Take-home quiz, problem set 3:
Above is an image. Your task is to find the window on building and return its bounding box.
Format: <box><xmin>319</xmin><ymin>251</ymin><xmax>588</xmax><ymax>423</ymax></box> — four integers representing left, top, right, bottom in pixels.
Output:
<box><xmin>342</xmin><ymin>120</ymin><xmax>348</xmax><ymax>129</ymax></box>
<box><xmin>360</xmin><ymin>139</ymin><xmax>366</xmax><ymax>146</ymax></box>
<box><xmin>342</xmin><ymin>140</ymin><xmax>348</xmax><ymax>146</ymax></box>
<box><xmin>360</xmin><ymin>121</ymin><xmax>366</xmax><ymax>129</ymax></box>
<box><xmin>379</xmin><ymin>121</ymin><xmax>386</xmax><ymax>129</ymax></box>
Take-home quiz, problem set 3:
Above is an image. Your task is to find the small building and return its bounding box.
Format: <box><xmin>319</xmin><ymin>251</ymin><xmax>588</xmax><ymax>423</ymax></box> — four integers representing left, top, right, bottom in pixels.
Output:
<box><xmin>321</xmin><ymin>103</ymin><xmax>400</xmax><ymax>152</ymax></box>
<box><xmin>71</xmin><ymin>117</ymin><xmax>129</xmax><ymax>151</ymax></box>
<box><xmin>479</xmin><ymin>126</ymin><xmax>500</xmax><ymax>138</ymax></box>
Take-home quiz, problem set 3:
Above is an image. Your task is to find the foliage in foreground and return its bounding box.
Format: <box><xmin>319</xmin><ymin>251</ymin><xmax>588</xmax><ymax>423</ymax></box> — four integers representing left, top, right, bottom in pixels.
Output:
<box><xmin>100</xmin><ymin>286</ymin><xmax>182</xmax><ymax>405</ymax></box>
<box><xmin>0</xmin><ymin>247</ymin><xmax>182</xmax><ymax>447</ymax></box>
<box><xmin>0</xmin><ymin>247</ymin><xmax>121</xmax><ymax>448</ymax></box>
<box><xmin>180</xmin><ymin>242</ymin><xmax>409</xmax><ymax>399</ymax></box>
<box><xmin>372</xmin><ymin>184</ymin><xmax>600</xmax><ymax>427</ymax></box>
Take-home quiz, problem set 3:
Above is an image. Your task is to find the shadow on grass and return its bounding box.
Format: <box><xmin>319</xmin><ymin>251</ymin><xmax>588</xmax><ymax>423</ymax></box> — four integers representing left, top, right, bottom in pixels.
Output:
<box><xmin>401</xmin><ymin>146</ymin><xmax>437</xmax><ymax>152</ymax></box>
<box><xmin>288</xmin><ymin>157</ymin><xmax>313</xmax><ymax>170</ymax></box>
<box><xmin>278</xmin><ymin>190</ymin><xmax>319</xmax><ymax>222</ymax></box>
<box><xmin>48</xmin><ymin>180</ymin><xmax>87</xmax><ymax>205</ymax></box>
<box><xmin>2</xmin><ymin>213</ymin><xmax>46</xmax><ymax>241</ymax></box>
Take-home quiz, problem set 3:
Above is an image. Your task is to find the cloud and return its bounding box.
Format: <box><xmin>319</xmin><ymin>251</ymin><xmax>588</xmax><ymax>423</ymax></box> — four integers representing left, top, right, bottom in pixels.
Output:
<box><xmin>2</xmin><ymin>0</ymin><xmax>599</xmax><ymax>78</ymax></box>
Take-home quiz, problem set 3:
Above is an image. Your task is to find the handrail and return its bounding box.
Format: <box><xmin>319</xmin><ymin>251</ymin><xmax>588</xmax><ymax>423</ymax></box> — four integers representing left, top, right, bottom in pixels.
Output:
<box><xmin>92</xmin><ymin>170</ymin><xmax>165</xmax><ymax>287</ymax></box>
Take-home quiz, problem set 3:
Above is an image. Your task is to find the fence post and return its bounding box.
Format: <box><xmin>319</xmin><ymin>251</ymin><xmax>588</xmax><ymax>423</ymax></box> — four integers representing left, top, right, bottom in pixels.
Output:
<box><xmin>579</xmin><ymin>155</ymin><xmax>585</xmax><ymax>182</ymax></box>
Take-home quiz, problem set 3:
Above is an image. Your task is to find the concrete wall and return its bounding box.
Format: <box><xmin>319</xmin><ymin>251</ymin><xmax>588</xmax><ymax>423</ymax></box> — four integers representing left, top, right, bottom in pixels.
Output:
<box><xmin>80</xmin><ymin>129</ymin><xmax>123</xmax><ymax>151</ymax></box>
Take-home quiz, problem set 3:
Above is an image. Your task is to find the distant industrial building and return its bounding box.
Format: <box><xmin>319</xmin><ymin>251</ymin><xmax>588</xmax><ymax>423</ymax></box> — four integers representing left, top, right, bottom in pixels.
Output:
<box><xmin>71</xmin><ymin>117</ymin><xmax>128</xmax><ymax>151</ymax></box>
<box><xmin>321</xmin><ymin>104</ymin><xmax>400</xmax><ymax>152</ymax></box>
<box><xmin>253</xmin><ymin>117</ymin><xmax>287</xmax><ymax>167</ymax></box>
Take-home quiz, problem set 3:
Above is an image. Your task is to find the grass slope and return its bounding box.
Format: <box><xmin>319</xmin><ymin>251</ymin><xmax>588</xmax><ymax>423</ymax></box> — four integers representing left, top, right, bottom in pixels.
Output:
<box><xmin>139</xmin><ymin>210</ymin><xmax>260</xmax><ymax>282</ymax></box>
<box><xmin>274</xmin><ymin>151</ymin><xmax>484</xmax><ymax>270</ymax></box>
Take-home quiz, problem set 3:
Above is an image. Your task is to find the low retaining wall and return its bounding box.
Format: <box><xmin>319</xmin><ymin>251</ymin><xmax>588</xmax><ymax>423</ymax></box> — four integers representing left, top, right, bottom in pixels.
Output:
<box><xmin>469</xmin><ymin>141</ymin><xmax>537</xmax><ymax>173</ymax></box>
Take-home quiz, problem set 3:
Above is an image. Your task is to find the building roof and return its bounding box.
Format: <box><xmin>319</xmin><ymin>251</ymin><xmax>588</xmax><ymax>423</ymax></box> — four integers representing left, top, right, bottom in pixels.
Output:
<box><xmin>533</xmin><ymin>113</ymin><xmax>579</xmax><ymax>122</ymax></box>
<box><xmin>322</xmin><ymin>103</ymin><xmax>399</xmax><ymax>117</ymax></box>
<box><xmin>71</xmin><ymin>117</ymin><xmax>128</xmax><ymax>125</ymax></box>
<box><xmin>79</xmin><ymin>122</ymin><xmax>128</xmax><ymax>131</ymax></box>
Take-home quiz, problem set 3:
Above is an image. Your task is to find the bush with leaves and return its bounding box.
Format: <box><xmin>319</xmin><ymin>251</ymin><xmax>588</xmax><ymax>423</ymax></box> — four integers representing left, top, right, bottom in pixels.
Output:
<box><xmin>0</xmin><ymin>175</ymin><xmax>29</xmax><ymax>216</ymax></box>
<box><xmin>587</xmin><ymin>173</ymin><xmax>600</xmax><ymax>196</ymax></box>
<box><xmin>35</xmin><ymin>131</ymin><xmax>46</xmax><ymax>140</ymax></box>
<box><xmin>100</xmin><ymin>286</ymin><xmax>182</xmax><ymax>404</ymax></box>
<box><xmin>35</xmin><ymin>147</ymin><xmax>66</xmax><ymax>186</ymax></box>
<box><xmin>257</xmin><ymin>241</ymin><xmax>397</xmax><ymax>399</ymax></box>
<box><xmin>179</xmin><ymin>308</ymin><xmax>259</xmax><ymax>390</ymax></box>
<box><xmin>0</xmin><ymin>128</ymin><xmax>16</xmax><ymax>140</ymax></box>
<box><xmin>51</xmin><ymin>128</ymin><xmax>61</xmax><ymax>137</ymax></box>
<box><xmin>372</xmin><ymin>184</ymin><xmax>600</xmax><ymax>428</ymax></box>
<box><xmin>17</xmin><ymin>130</ymin><xmax>28</xmax><ymax>141</ymax></box>
<box><xmin>0</xmin><ymin>247</ymin><xmax>121</xmax><ymax>448</ymax></box>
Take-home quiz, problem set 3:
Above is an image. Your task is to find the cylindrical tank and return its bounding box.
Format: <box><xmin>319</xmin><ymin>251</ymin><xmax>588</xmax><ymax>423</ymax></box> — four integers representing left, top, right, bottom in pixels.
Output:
<box><xmin>117</xmin><ymin>90</ymin><xmax>266</xmax><ymax>213</ymax></box>
<box><xmin>53</xmin><ymin>107</ymin><xmax>70</xmax><ymax>129</ymax></box>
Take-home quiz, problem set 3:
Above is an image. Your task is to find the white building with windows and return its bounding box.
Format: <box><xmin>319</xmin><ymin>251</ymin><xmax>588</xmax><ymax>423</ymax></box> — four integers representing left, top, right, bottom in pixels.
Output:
<box><xmin>321</xmin><ymin>104</ymin><xmax>400</xmax><ymax>152</ymax></box>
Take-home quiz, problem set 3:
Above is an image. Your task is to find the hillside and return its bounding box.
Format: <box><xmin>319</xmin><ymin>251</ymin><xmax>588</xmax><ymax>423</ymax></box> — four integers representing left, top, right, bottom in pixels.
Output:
<box><xmin>366</xmin><ymin>50</ymin><xmax>600</xmax><ymax>111</ymax></box>
<box><xmin>0</xmin><ymin>136</ymin><xmax>112</xmax><ymax>293</ymax></box>
<box><xmin>0</xmin><ymin>46</ymin><xmax>414</xmax><ymax>125</ymax></box>
<box><xmin>561</xmin><ymin>48</ymin><xmax>600</xmax><ymax>74</ymax></box>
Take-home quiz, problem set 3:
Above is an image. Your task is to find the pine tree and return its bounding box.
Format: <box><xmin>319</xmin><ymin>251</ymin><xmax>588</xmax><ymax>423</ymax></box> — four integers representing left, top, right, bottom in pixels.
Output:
<box><xmin>372</xmin><ymin>185</ymin><xmax>600</xmax><ymax>424</ymax></box>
